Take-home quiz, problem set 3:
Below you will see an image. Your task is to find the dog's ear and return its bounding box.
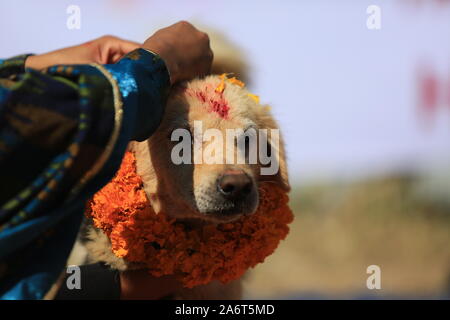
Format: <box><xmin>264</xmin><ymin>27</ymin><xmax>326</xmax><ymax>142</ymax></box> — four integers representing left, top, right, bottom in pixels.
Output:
<box><xmin>129</xmin><ymin>140</ymin><xmax>159</xmax><ymax>207</ymax></box>
<box><xmin>256</xmin><ymin>109</ymin><xmax>290</xmax><ymax>192</ymax></box>
<box><xmin>204</xmin><ymin>29</ymin><xmax>250</xmax><ymax>83</ymax></box>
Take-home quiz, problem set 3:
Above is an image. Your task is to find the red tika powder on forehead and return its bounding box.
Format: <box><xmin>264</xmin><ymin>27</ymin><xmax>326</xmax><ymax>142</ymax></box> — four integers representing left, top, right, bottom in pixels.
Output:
<box><xmin>183</xmin><ymin>74</ymin><xmax>251</xmax><ymax>119</ymax></box>
<box><xmin>186</xmin><ymin>86</ymin><xmax>230</xmax><ymax>119</ymax></box>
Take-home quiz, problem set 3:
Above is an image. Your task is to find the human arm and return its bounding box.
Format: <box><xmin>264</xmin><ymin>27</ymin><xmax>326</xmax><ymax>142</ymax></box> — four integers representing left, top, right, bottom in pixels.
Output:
<box><xmin>0</xmin><ymin>21</ymin><xmax>212</xmax><ymax>300</ymax></box>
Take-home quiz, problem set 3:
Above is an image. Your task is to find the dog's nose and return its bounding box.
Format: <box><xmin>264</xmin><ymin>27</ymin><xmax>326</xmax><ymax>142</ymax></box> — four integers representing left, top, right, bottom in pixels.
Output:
<box><xmin>218</xmin><ymin>170</ymin><xmax>253</xmax><ymax>199</ymax></box>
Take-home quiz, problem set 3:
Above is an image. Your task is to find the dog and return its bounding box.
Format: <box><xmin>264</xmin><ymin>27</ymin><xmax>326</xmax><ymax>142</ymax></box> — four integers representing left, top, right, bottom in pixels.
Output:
<box><xmin>83</xmin><ymin>33</ymin><xmax>290</xmax><ymax>299</ymax></box>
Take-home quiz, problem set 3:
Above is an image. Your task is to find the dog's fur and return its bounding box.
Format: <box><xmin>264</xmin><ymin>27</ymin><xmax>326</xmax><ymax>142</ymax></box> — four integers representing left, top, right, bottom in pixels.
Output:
<box><xmin>83</xmin><ymin>34</ymin><xmax>289</xmax><ymax>299</ymax></box>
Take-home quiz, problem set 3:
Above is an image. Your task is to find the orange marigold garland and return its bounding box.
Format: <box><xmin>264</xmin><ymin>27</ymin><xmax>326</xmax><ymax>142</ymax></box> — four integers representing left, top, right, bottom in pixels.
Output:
<box><xmin>87</xmin><ymin>151</ymin><xmax>294</xmax><ymax>288</ymax></box>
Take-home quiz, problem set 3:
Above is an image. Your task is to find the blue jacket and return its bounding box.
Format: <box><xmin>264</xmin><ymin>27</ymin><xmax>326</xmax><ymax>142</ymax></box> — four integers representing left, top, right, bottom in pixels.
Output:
<box><xmin>0</xmin><ymin>48</ymin><xmax>170</xmax><ymax>299</ymax></box>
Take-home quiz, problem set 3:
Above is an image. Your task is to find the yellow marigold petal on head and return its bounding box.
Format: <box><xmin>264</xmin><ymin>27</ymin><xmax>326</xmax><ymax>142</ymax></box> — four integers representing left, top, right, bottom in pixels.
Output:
<box><xmin>227</xmin><ymin>77</ymin><xmax>245</xmax><ymax>87</ymax></box>
<box><xmin>215</xmin><ymin>73</ymin><xmax>228</xmax><ymax>93</ymax></box>
<box><xmin>215</xmin><ymin>81</ymin><xmax>225</xmax><ymax>93</ymax></box>
<box><xmin>247</xmin><ymin>93</ymin><xmax>260</xmax><ymax>104</ymax></box>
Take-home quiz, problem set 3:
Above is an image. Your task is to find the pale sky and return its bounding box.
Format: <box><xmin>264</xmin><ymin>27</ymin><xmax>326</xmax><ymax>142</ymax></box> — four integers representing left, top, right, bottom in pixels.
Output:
<box><xmin>1</xmin><ymin>0</ymin><xmax>449</xmax><ymax>182</ymax></box>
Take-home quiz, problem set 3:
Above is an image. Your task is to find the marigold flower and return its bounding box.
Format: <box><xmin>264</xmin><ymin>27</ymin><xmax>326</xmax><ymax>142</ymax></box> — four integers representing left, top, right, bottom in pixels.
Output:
<box><xmin>87</xmin><ymin>151</ymin><xmax>294</xmax><ymax>288</ymax></box>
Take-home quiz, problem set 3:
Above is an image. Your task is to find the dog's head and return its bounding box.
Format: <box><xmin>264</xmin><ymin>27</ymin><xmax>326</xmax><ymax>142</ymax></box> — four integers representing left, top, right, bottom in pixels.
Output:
<box><xmin>132</xmin><ymin>75</ymin><xmax>289</xmax><ymax>224</ymax></box>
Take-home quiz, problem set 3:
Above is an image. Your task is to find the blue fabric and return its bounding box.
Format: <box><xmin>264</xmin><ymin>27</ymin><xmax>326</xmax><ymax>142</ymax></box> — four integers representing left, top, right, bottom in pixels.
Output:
<box><xmin>0</xmin><ymin>49</ymin><xmax>170</xmax><ymax>299</ymax></box>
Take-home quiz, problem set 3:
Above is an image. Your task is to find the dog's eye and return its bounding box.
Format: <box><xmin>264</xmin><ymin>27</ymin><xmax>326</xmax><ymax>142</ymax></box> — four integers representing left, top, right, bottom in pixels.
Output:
<box><xmin>266</xmin><ymin>141</ymin><xmax>272</xmax><ymax>158</ymax></box>
<box><xmin>259</xmin><ymin>140</ymin><xmax>273</xmax><ymax>167</ymax></box>
<box><xmin>244</xmin><ymin>136</ymin><xmax>251</xmax><ymax>154</ymax></box>
<box><xmin>235</xmin><ymin>129</ymin><xmax>258</xmax><ymax>163</ymax></box>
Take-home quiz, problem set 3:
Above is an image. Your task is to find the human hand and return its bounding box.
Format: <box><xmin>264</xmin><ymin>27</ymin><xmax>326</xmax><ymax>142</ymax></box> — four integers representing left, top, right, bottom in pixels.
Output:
<box><xmin>143</xmin><ymin>21</ymin><xmax>213</xmax><ymax>84</ymax></box>
<box><xmin>25</xmin><ymin>35</ymin><xmax>139</xmax><ymax>70</ymax></box>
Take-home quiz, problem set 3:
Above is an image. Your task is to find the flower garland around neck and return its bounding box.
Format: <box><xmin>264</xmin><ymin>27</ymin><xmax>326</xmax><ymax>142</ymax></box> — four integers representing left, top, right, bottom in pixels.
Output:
<box><xmin>87</xmin><ymin>151</ymin><xmax>294</xmax><ymax>288</ymax></box>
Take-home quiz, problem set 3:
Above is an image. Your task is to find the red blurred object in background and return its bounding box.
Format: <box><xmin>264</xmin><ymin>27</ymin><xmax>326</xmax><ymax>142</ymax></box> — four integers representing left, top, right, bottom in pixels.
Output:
<box><xmin>416</xmin><ymin>64</ymin><xmax>450</xmax><ymax>129</ymax></box>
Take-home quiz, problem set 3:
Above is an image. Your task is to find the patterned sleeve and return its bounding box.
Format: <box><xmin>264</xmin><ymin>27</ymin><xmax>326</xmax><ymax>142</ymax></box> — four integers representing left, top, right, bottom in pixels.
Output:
<box><xmin>0</xmin><ymin>49</ymin><xmax>170</xmax><ymax>299</ymax></box>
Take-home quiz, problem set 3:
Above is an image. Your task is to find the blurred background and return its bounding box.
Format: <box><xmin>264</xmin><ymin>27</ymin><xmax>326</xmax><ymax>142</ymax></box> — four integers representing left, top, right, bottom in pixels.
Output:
<box><xmin>1</xmin><ymin>0</ymin><xmax>449</xmax><ymax>299</ymax></box>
